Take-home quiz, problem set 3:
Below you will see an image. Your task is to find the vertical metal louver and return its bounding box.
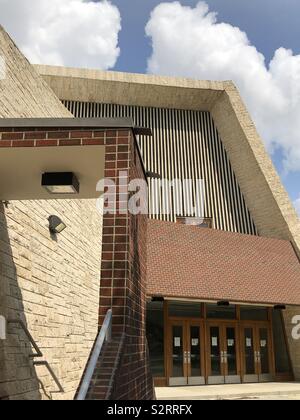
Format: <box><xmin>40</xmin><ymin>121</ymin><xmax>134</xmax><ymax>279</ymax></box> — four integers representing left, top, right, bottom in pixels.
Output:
<box><xmin>63</xmin><ymin>100</ymin><xmax>257</xmax><ymax>235</ymax></box>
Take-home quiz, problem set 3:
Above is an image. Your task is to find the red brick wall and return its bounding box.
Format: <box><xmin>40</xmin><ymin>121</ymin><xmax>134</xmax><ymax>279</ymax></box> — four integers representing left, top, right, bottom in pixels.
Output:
<box><xmin>0</xmin><ymin>126</ymin><xmax>154</xmax><ymax>400</ymax></box>
<box><xmin>99</xmin><ymin>130</ymin><xmax>154</xmax><ymax>399</ymax></box>
<box><xmin>0</xmin><ymin>127</ymin><xmax>107</xmax><ymax>147</ymax></box>
<box><xmin>99</xmin><ymin>129</ymin><xmax>132</xmax><ymax>333</ymax></box>
<box><xmin>109</xmin><ymin>133</ymin><xmax>154</xmax><ymax>400</ymax></box>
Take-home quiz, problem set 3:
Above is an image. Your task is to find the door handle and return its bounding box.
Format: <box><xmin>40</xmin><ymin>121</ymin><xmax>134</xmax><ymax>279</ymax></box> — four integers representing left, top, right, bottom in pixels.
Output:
<box><xmin>255</xmin><ymin>351</ymin><xmax>261</xmax><ymax>363</ymax></box>
<box><xmin>184</xmin><ymin>351</ymin><xmax>188</xmax><ymax>364</ymax></box>
<box><xmin>257</xmin><ymin>352</ymin><xmax>261</xmax><ymax>363</ymax></box>
<box><xmin>221</xmin><ymin>351</ymin><xmax>228</xmax><ymax>364</ymax></box>
<box><xmin>187</xmin><ymin>351</ymin><xmax>191</xmax><ymax>364</ymax></box>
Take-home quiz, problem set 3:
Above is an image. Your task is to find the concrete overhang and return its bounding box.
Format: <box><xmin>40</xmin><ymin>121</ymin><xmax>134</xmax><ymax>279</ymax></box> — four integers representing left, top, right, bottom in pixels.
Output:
<box><xmin>34</xmin><ymin>65</ymin><xmax>225</xmax><ymax>111</ymax></box>
<box><xmin>0</xmin><ymin>145</ymin><xmax>105</xmax><ymax>200</ymax></box>
<box><xmin>0</xmin><ymin>118</ymin><xmax>147</xmax><ymax>201</ymax></box>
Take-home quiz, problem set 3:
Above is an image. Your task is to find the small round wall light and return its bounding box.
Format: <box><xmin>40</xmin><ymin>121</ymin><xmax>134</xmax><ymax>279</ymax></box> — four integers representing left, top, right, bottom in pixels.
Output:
<box><xmin>48</xmin><ymin>215</ymin><xmax>67</xmax><ymax>234</ymax></box>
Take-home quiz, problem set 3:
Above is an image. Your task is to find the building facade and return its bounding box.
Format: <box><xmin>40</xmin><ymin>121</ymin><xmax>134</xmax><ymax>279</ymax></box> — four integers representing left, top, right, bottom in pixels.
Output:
<box><xmin>36</xmin><ymin>64</ymin><xmax>300</xmax><ymax>388</ymax></box>
<box><xmin>0</xmin><ymin>26</ymin><xmax>300</xmax><ymax>400</ymax></box>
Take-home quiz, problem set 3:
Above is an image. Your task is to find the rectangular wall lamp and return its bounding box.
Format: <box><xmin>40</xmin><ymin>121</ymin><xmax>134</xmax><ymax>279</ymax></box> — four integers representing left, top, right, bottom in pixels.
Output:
<box><xmin>42</xmin><ymin>172</ymin><xmax>80</xmax><ymax>194</ymax></box>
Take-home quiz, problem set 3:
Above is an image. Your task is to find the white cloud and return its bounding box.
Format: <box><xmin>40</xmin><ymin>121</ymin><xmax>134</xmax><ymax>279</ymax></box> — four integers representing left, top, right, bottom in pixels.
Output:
<box><xmin>146</xmin><ymin>1</ymin><xmax>300</xmax><ymax>173</ymax></box>
<box><xmin>0</xmin><ymin>0</ymin><xmax>121</xmax><ymax>69</ymax></box>
<box><xmin>294</xmin><ymin>197</ymin><xmax>300</xmax><ymax>216</ymax></box>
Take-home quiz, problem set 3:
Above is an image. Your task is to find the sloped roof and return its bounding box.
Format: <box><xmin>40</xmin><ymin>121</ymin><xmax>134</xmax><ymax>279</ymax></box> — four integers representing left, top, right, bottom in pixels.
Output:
<box><xmin>0</xmin><ymin>26</ymin><xmax>71</xmax><ymax>118</ymax></box>
<box><xmin>146</xmin><ymin>219</ymin><xmax>300</xmax><ymax>306</ymax></box>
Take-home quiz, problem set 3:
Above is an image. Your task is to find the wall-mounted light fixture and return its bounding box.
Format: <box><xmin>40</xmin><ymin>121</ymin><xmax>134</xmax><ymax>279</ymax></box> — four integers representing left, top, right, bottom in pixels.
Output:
<box><xmin>48</xmin><ymin>215</ymin><xmax>67</xmax><ymax>234</ymax></box>
<box><xmin>42</xmin><ymin>172</ymin><xmax>79</xmax><ymax>194</ymax></box>
<box><xmin>151</xmin><ymin>296</ymin><xmax>165</xmax><ymax>302</ymax></box>
<box><xmin>146</xmin><ymin>171</ymin><xmax>162</xmax><ymax>179</ymax></box>
<box><xmin>274</xmin><ymin>305</ymin><xmax>286</xmax><ymax>310</ymax></box>
<box><xmin>1</xmin><ymin>201</ymin><xmax>9</xmax><ymax>208</ymax></box>
<box><xmin>217</xmin><ymin>301</ymin><xmax>230</xmax><ymax>307</ymax></box>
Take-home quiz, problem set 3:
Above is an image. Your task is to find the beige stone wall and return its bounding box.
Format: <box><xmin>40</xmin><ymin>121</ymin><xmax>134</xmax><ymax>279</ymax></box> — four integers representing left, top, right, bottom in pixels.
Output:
<box><xmin>0</xmin><ymin>27</ymin><xmax>102</xmax><ymax>400</ymax></box>
<box><xmin>0</xmin><ymin>199</ymin><xmax>102</xmax><ymax>400</ymax></box>
<box><xmin>0</xmin><ymin>26</ymin><xmax>71</xmax><ymax>118</ymax></box>
<box><xmin>282</xmin><ymin>306</ymin><xmax>300</xmax><ymax>380</ymax></box>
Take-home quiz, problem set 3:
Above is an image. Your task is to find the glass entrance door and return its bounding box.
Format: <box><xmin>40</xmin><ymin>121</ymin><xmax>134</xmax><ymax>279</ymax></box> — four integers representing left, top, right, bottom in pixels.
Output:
<box><xmin>207</xmin><ymin>323</ymin><xmax>240</xmax><ymax>384</ymax></box>
<box><xmin>169</xmin><ymin>321</ymin><xmax>204</xmax><ymax>386</ymax></box>
<box><xmin>207</xmin><ymin>325</ymin><xmax>223</xmax><ymax>384</ymax></box>
<box><xmin>241</xmin><ymin>323</ymin><xmax>274</xmax><ymax>383</ymax></box>
<box><xmin>242</xmin><ymin>326</ymin><xmax>258</xmax><ymax>382</ymax></box>
<box><xmin>257</xmin><ymin>326</ymin><xmax>273</xmax><ymax>382</ymax></box>
<box><xmin>169</xmin><ymin>322</ymin><xmax>186</xmax><ymax>386</ymax></box>
<box><xmin>187</xmin><ymin>322</ymin><xmax>205</xmax><ymax>385</ymax></box>
<box><xmin>224</xmin><ymin>325</ymin><xmax>240</xmax><ymax>384</ymax></box>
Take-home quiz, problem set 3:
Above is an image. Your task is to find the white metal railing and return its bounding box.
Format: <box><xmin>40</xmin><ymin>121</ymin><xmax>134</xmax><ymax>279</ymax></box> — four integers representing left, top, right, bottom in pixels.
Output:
<box><xmin>76</xmin><ymin>309</ymin><xmax>112</xmax><ymax>401</ymax></box>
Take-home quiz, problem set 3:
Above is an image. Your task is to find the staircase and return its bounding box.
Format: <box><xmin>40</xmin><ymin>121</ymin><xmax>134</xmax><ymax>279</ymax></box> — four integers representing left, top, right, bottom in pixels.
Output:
<box><xmin>76</xmin><ymin>309</ymin><xmax>126</xmax><ymax>401</ymax></box>
<box><xmin>86</xmin><ymin>337</ymin><xmax>123</xmax><ymax>400</ymax></box>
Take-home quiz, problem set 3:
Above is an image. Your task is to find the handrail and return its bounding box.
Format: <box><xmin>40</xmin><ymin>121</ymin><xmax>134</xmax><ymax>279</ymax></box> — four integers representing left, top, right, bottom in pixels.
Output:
<box><xmin>105</xmin><ymin>332</ymin><xmax>125</xmax><ymax>400</ymax></box>
<box><xmin>33</xmin><ymin>361</ymin><xmax>64</xmax><ymax>393</ymax></box>
<box><xmin>8</xmin><ymin>319</ymin><xmax>43</xmax><ymax>358</ymax></box>
<box><xmin>76</xmin><ymin>309</ymin><xmax>112</xmax><ymax>401</ymax></box>
<box><xmin>7</xmin><ymin>319</ymin><xmax>64</xmax><ymax>393</ymax></box>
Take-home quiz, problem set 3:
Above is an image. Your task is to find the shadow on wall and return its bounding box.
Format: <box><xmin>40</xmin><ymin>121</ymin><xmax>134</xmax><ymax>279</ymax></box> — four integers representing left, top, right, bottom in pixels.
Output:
<box><xmin>0</xmin><ymin>202</ymin><xmax>41</xmax><ymax>400</ymax></box>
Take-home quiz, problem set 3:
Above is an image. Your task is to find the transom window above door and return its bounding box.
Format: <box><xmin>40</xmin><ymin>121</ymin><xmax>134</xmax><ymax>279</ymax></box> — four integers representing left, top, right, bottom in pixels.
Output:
<box><xmin>168</xmin><ymin>301</ymin><xmax>202</xmax><ymax>318</ymax></box>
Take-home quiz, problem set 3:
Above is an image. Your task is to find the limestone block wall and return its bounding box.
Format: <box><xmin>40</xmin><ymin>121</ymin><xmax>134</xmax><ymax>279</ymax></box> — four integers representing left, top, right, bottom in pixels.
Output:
<box><xmin>0</xmin><ymin>199</ymin><xmax>102</xmax><ymax>400</ymax></box>
<box><xmin>0</xmin><ymin>26</ymin><xmax>71</xmax><ymax>118</ymax></box>
<box><xmin>283</xmin><ymin>306</ymin><xmax>300</xmax><ymax>380</ymax></box>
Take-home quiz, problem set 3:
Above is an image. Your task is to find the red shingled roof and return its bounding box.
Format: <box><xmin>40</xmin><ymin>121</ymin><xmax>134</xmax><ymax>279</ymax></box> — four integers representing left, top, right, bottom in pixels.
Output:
<box><xmin>146</xmin><ymin>220</ymin><xmax>300</xmax><ymax>306</ymax></box>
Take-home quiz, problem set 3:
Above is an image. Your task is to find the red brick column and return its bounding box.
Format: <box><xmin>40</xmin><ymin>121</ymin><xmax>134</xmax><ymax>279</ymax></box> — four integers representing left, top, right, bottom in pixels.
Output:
<box><xmin>97</xmin><ymin>129</ymin><xmax>154</xmax><ymax>399</ymax></box>
<box><xmin>99</xmin><ymin>130</ymin><xmax>132</xmax><ymax>334</ymax></box>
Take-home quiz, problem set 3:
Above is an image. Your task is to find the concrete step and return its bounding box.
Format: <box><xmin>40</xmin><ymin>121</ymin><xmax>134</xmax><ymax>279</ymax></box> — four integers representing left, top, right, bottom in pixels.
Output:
<box><xmin>155</xmin><ymin>383</ymin><xmax>300</xmax><ymax>401</ymax></box>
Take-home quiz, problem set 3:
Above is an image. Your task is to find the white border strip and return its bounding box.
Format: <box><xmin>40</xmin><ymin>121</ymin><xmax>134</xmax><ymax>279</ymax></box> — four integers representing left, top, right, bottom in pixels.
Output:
<box><xmin>0</xmin><ymin>56</ymin><xmax>6</xmax><ymax>80</ymax></box>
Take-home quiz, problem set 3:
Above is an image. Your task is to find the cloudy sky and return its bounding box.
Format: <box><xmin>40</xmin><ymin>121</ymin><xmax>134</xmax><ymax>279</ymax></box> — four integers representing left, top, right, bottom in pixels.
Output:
<box><xmin>0</xmin><ymin>0</ymin><xmax>299</xmax><ymax>214</ymax></box>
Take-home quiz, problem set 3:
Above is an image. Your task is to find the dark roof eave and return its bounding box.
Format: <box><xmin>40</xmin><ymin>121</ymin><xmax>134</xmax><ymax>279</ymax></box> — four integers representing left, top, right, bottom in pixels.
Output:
<box><xmin>0</xmin><ymin>117</ymin><xmax>152</xmax><ymax>136</ymax></box>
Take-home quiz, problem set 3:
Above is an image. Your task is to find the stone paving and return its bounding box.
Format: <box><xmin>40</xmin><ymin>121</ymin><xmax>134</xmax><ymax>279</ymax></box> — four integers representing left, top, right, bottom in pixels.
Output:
<box><xmin>155</xmin><ymin>383</ymin><xmax>300</xmax><ymax>400</ymax></box>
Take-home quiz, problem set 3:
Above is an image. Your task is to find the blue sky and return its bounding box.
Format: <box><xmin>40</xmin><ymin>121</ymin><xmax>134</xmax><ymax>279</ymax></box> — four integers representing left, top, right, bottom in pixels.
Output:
<box><xmin>112</xmin><ymin>0</ymin><xmax>300</xmax><ymax>73</ymax></box>
<box><xmin>1</xmin><ymin>0</ymin><xmax>299</xmax><ymax>210</ymax></box>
